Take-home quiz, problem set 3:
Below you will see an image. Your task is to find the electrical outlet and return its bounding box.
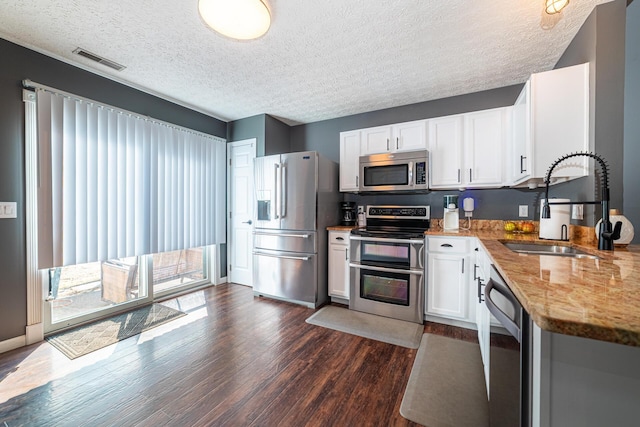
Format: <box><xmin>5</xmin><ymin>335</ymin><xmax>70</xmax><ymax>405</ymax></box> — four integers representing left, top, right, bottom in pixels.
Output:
<box><xmin>518</xmin><ymin>205</ymin><xmax>528</xmax><ymax>218</ymax></box>
<box><xmin>572</xmin><ymin>204</ymin><xmax>584</xmax><ymax>220</ymax></box>
<box><xmin>0</xmin><ymin>202</ymin><xmax>17</xmax><ymax>219</ymax></box>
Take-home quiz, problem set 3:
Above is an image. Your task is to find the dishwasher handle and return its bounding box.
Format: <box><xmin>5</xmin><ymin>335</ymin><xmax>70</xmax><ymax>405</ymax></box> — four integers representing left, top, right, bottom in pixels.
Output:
<box><xmin>485</xmin><ymin>276</ymin><xmax>522</xmax><ymax>342</ymax></box>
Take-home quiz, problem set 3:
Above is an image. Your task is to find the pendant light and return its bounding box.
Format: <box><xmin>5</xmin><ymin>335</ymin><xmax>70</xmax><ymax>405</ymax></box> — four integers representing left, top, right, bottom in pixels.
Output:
<box><xmin>545</xmin><ymin>0</ymin><xmax>569</xmax><ymax>15</ymax></box>
<box><xmin>198</xmin><ymin>0</ymin><xmax>271</xmax><ymax>40</ymax></box>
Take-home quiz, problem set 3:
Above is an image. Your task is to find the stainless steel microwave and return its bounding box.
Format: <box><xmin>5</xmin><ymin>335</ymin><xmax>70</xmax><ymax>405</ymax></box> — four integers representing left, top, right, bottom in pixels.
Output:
<box><xmin>359</xmin><ymin>150</ymin><xmax>429</xmax><ymax>192</ymax></box>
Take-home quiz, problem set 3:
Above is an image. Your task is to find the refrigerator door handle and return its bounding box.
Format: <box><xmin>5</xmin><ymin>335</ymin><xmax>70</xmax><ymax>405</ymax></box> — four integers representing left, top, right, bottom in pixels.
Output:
<box><xmin>253</xmin><ymin>231</ymin><xmax>310</xmax><ymax>239</ymax></box>
<box><xmin>253</xmin><ymin>251</ymin><xmax>310</xmax><ymax>262</ymax></box>
<box><xmin>281</xmin><ymin>163</ymin><xmax>287</xmax><ymax>218</ymax></box>
<box><xmin>274</xmin><ymin>163</ymin><xmax>280</xmax><ymax>219</ymax></box>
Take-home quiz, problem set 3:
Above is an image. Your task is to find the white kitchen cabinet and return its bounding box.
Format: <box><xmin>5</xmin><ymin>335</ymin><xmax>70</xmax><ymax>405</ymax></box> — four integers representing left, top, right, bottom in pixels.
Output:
<box><xmin>360</xmin><ymin>120</ymin><xmax>427</xmax><ymax>156</ymax></box>
<box><xmin>427</xmin><ymin>114</ymin><xmax>464</xmax><ymax>188</ymax></box>
<box><xmin>429</xmin><ymin>108</ymin><xmax>509</xmax><ymax>189</ymax></box>
<box><xmin>426</xmin><ymin>237</ymin><xmax>470</xmax><ymax>320</ymax></box>
<box><xmin>511</xmin><ymin>63</ymin><xmax>590</xmax><ymax>188</ymax></box>
<box><xmin>328</xmin><ymin>230</ymin><xmax>350</xmax><ymax>301</ymax></box>
<box><xmin>339</xmin><ymin>130</ymin><xmax>361</xmax><ymax>192</ymax></box>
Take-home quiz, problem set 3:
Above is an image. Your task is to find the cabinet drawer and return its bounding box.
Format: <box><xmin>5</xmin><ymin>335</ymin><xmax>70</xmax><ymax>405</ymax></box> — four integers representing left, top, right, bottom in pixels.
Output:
<box><xmin>329</xmin><ymin>230</ymin><xmax>350</xmax><ymax>245</ymax></box>
<box><xmin>428</xmin><ymin>237</ymin><xmax>469</xmax><ymax>253</ymax></box>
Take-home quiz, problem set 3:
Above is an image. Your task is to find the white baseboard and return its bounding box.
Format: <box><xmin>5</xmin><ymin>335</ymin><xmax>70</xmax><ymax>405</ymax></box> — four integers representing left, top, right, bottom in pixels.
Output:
<box><xmin>0</xmin><ymin>335</ymin><xmax>26</xmax><ymax>354</ymax></box>
<box><xmin>26</xmin><ymin>323</ymin><xmax>44</xmax><ymax>345</ymax></box>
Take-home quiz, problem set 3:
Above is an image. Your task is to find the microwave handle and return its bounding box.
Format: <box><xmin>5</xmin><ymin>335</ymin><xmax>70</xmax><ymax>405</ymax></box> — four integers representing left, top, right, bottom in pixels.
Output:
<box><xmin>408</xmin><ymin>161</ymin><xmax>414</xmax><ymax>186</ymax></box>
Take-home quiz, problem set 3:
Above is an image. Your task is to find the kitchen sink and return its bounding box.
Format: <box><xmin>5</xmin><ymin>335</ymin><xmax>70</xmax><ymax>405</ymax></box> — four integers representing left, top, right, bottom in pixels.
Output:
<box><xmin>501</xmin><ymin>242</ymin><xmax>600</xmax><ymax>259</ymax></box>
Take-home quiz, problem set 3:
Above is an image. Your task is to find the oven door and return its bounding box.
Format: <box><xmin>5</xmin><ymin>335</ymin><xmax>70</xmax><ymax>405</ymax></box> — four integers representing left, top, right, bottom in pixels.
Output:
<box><xmin>349</xmin><ymin>262</ymin><xmax>424</xmax><ymax>324</ymax></box>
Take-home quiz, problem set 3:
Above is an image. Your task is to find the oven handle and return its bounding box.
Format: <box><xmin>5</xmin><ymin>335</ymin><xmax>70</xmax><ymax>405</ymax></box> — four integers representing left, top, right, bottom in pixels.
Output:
<box><xmin>349</xmin><ymin>262</ymin><xmax>423</xmax><ymax>276</ymax></box>
<box><xmin>485</xmin><ymin>277</ymin><xmax>521</xmax><ymax>342</ymax></box>
<box><xmin>349</xmin><ymin>235</ymin><xmax>425</xmax><ymax>245</ymax></box>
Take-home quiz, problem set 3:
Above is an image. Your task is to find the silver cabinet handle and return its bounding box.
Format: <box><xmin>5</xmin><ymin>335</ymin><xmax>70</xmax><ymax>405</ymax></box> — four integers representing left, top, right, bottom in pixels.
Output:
<box><xmin>469</xmin><ymin>168</ymin><xmax>472</xmax><ymax>182</ymax></box>
<box><xmin>335</xmin><ymin>236</ymin><xmax>344</xmax><ymax>241</ymax></box>
<box><xmin>520</xmin><ymin>155</ymin><xmax>527</xmax><ymax>173</ymax></box>
<box><xmin>441</xmin><ymin>243</ymin><xmax>453</xmax><ymax>248</ymax></box>
<box><xmin>386</xmin><ymin>138</ymin><xmax>389</xmax><ymax>151</ymax></box>
<box><xmin>473</xmin><ymin>264</ymin><xmax>479</xmax><ymax>280</ymax></box>
<box><xmin>477</xmin><ymin>277</ymin><xmax>486</xmax><ymax>303</ymax></box>
<box><xmin>457</xmin><ymin>168</ymin><xmax>461</xmax><ymax>183</ymax></box>
<box><xmin>242</xmin><ymin>220</ymin><xmax>253</xmax><ymax>225</ymax></box>
<box><xmin>253</xmin><ymin>252</ymin><xmax>310</xmax><ymax>261</ymax></box>
<box><xmin>461</xmin><ymin>258</ymin><xmax>465</xmax><ymax>274</ymax></box>
<box><xmin>345</xmin><ymin>248</ymin><xmax>348</xmax><ymax>261</ymax></box>
<box><xmin>396</xmin><ymin>137</ymin><xmax>399</xmax><ymax>150</ymax></box>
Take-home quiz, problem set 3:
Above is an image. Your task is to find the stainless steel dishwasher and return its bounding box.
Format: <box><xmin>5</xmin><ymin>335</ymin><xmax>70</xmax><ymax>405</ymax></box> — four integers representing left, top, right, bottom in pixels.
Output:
<box><xmin>485</xmin><ymin>265</ymin><xmax>532</xmax><ymax>427</ymax></box>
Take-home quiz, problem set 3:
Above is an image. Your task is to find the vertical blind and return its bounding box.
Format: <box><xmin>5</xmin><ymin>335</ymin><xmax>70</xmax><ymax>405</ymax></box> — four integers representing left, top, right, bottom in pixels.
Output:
<box><xmin>35</xmin><ymin>88</ymin><xmax>226</xmax><ymax>269</ymax></box>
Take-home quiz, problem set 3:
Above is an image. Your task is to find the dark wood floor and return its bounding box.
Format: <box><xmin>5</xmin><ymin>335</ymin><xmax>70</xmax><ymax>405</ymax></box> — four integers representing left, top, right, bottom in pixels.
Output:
<box><xmin>0</xmin><ymin>284</ymin><xmax>477</xmax><ymax>427</ymax></box>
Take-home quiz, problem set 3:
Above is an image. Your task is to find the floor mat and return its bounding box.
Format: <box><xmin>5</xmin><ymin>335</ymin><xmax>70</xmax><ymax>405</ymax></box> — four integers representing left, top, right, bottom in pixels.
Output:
<box><xmin>400</xmin><ymin>333</ymin><xmax>489</xmax><ymax>427</ymax></box>
<box><xmin>305</xmin><ymin>305</ymin><xmax>423</xmax><ymax>349</ymax></box>
<box><xmin>46</xmin><ymin>303</ymin><xmax>186</xmax><ymax>359</ymax></box>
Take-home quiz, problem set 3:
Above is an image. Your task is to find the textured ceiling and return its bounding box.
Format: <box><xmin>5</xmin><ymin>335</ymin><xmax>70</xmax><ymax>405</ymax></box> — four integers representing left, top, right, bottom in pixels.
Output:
<box><xmin>0</xmin><ymin>0</ymin><xmax>613</xmax><ymax>125</ymax></box>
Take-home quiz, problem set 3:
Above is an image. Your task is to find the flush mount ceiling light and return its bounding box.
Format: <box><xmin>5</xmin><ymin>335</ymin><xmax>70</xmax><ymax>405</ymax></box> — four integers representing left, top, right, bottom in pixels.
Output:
<box><xmin>198</xmin><ymin>0</ymin><xmax>271</xmax><ymax>40</ymax></box>
<box><xmin>545</xmin><ymin>0</ymin><xmax>569</xmax><ymax>14</ymax></box>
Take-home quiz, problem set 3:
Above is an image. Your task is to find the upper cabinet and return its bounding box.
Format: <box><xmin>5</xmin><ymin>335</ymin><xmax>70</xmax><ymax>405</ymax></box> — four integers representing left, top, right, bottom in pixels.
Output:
<box><xmin>339</xmin><ymin>130</ymin><xmax>361</xmax><ymax>192</ymax></box>
<box><xmin>510</xmin><ymin>63</ymin><xmax>590</xmax><ymax>188</ymax></box>
<box><xmin>360</xmin><ymin>120</ymin><xmax>427</xmax><ymax>156</ymax></box>
<box><xmin>429</xmin><ymin>107</ymin><xmax>509</xmax><ymax>189</ymax></box>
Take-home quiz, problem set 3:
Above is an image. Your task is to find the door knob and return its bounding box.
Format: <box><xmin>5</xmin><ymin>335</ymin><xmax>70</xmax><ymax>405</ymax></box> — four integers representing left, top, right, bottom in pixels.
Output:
<box><xmin>242</xmin><ymin>220</ymin><xmax>253</xmax><ymax>225</ymax></box>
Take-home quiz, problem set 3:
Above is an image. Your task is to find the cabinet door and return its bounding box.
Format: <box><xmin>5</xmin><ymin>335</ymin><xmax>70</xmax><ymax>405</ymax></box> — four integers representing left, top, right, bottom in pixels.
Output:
<box><xmin>339</xmin><ymin>131</ymin><xmax>360</xmax><ymax>192</ymax></box>
<box><xmin>392</xmin><ymin>120</ymin><xmax>427</xmax><ymax>152</ymax></box>
<box><xmin>360</xmin><ymin>126</ymin><xmax>392</xmax><ymax>155</ymax></box>
<box><xmin>464</xmin><ymin>108</ymin><xmax>507</xmax><ymax>187</ymax></box>
<box><xmin>530</xmin><ymin>63</ymin><xmax>589</xmax><ymax>180</ymax></box>
<box><xmin>511</xmin><ymin>82</ymin><xmax>531</xmax><ymax>184</ymax></box>
<box><xmin>328</xmin><ymin>231</ymin><xmax>350</xmax><ymax>299</ymax></box>
<box><xmin>428</xmin><ymin>115</ymin><xmax>463</xmax><ymax>188</ymax></box>
<box><xmin>426</xmin><ymin>253</ymin><xmax>468</xmax><ymax>319</ymax></box>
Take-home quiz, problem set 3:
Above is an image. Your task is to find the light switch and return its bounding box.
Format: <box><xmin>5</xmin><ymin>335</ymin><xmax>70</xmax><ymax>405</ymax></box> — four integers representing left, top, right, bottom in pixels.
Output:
<box><xmin>572</xmin><ymin>204</ymin><xmax>584</xmax><ymax>220</ymax></box>
<box><xmin>0</xmin><ymin>202</ymin><xmax>17</xmax><ymax>219</ymax></box>
<box><xmin>518</xmin><ymin>205</ymin><xmax>528</xmax><ymax>218</ymax></box>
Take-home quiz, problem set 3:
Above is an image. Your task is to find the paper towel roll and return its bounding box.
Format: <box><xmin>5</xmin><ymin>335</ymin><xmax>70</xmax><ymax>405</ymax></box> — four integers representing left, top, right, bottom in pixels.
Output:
<box><xmin>539</xmin><ymin>198</ymin><xmax>570</xmax><ymax>240</ymax></box>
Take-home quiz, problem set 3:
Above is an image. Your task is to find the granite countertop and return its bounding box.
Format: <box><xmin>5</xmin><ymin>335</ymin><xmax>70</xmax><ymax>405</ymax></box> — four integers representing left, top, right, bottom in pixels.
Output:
<box><xmin>327</xmin><ymin>225</ymin><xmax>358</xmax><ymax>231</ymax></box>
<box><xmin>426</xmin><ymin>226</ymin><xmax>640</xmax><ymax>347</ymax></box>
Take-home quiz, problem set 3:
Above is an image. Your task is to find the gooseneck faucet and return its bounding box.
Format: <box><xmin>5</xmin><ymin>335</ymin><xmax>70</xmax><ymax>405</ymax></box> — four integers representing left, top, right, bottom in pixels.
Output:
<box><xmin>542</xmin><ymin>152</ymin><xmax>622</xmax><ymax>251</ymax></box>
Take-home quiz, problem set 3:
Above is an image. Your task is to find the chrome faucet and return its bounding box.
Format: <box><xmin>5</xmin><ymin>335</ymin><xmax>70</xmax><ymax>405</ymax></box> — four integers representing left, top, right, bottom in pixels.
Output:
<box><xmin>542</xmin><ymin>152</ymin><xmax>622</xmax><ymax>251</ymax></box>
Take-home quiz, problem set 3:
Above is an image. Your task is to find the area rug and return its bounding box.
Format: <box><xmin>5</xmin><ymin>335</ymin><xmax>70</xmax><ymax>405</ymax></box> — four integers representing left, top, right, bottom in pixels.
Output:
<box><xmin>305</xmin><ymin>305</ymin><xmax>423</xmax><ymax>349</ymax></box>
<box><xmin>400</xmin><ymin>333</ymin><xmax>489</xmax><ymax>427</ymax></box>
<box><xmin>46</xmin><ymin>303</ymin><xmax>186</xmax><ymax>359</ymax></box>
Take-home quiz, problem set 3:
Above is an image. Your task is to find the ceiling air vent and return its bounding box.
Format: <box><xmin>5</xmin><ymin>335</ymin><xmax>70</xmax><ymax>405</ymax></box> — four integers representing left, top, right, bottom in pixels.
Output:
<box><xmin>72</xmin><ymin>47</ymin><xmax>126</xmax><ymax>71</ymax></box>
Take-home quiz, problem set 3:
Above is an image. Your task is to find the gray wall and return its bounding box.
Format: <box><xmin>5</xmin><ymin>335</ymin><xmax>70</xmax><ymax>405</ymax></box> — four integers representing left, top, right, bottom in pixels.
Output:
<box><xmin>624</xmin><ymin>0</ymin><xmax>640</xmax><ymax>243</ymax></box>
<box><xmin>227</xmin><ymin>113</ymin><xmax>291</xmax><ymax>156</ymax></box>
<box><xmin>0</xmin><ymin>38</ymin><xmax>226</xmax><ymax>342</ymax></box>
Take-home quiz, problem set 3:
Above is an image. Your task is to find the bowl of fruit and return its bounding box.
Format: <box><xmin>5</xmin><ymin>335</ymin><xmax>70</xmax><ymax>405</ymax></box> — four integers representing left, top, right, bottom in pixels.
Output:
<box><xmin>504</xmin><ymin>221</ymin><xmax>535</xmax><ymax>234</ymax></box>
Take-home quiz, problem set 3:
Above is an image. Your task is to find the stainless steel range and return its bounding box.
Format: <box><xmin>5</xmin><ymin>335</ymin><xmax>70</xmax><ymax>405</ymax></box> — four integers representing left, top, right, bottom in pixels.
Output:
<box><xmin>349</xmin><ymin>205</ymin><xmax>430</xmax><ymax>324</ymax></box>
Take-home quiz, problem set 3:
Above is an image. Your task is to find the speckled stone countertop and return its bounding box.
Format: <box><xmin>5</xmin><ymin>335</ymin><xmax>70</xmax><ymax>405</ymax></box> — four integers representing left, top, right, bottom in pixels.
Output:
<box><xmin>426</xmin><ymin>222</ymin><xmax>640</xmax><ymax>347</ymax></box>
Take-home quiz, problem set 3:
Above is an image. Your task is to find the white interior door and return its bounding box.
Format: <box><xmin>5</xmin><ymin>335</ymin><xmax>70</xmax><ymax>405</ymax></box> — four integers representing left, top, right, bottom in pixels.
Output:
<box><xmin>227</xmin><ymin>139</ymin><xmax>256</xmax><ymax>286</ymax></box>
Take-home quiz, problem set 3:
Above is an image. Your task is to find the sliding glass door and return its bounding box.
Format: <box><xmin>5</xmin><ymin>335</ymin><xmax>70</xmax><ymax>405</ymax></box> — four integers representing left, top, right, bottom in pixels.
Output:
<box><xmin>43</xmin><ymin>247</ymin><xmax>212</xmax><ymax>334</ymax></box>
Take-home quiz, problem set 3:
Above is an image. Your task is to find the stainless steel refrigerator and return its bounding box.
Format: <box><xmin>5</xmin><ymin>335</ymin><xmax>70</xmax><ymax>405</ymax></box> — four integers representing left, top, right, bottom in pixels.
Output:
<box><xmin>253</xmin><ymin>151</ymin><xmax>339</xmax><ymax>308</ymax></box>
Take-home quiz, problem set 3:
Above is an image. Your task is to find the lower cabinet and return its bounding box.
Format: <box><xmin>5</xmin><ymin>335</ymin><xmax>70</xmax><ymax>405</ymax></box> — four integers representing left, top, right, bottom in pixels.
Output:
<box><xmin>328</xmin><ymin>230</ymin><xmax>350</xmax><ymax>301</ymax></box>
<box><xmin>425</xmin><ymin>237</ymin><xmax>470</xmax><ymax>321</ymax></box>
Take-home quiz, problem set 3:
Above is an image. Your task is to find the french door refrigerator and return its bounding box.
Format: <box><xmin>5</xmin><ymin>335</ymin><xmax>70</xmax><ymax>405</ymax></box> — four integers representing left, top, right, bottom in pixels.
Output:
<box><xmin>253</xmin><ymin>151</ymin><xmax>339</xmax><ymax>308</ymax></box>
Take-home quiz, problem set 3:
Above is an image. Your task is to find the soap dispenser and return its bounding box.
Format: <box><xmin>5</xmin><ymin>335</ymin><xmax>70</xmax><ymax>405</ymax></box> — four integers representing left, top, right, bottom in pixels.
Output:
<box><xmin>443</xmin><ymin>195</ymin><xmax>459</xmax><ymax>230</ymax></box>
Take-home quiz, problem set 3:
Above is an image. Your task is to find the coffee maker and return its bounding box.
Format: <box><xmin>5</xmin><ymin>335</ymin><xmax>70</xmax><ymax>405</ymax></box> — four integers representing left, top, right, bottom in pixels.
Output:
<box><xmin>340</xmin><ymin>202</ymin><xmax>357</xmax><ymax>226</ymax></box>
